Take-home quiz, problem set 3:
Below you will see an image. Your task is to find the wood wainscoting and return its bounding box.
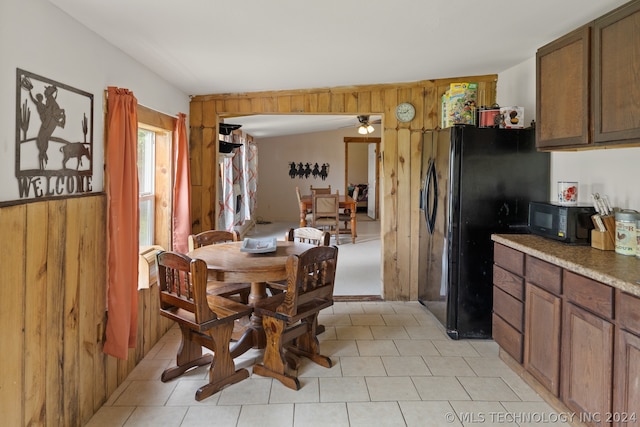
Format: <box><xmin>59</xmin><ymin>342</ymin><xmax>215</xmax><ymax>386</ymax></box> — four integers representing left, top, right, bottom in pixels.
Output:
<box><xmin>0</xmin><ymin>194</ymin><xmax>172</xmax><ymax>426</ymax></box>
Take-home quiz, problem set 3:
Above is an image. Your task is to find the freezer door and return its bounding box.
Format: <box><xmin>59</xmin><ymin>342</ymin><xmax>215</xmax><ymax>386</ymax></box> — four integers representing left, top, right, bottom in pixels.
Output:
<box><xmin>418</xmin><ymin>129</ymin><xmax>451</xmax><ymax>327</ymax></box>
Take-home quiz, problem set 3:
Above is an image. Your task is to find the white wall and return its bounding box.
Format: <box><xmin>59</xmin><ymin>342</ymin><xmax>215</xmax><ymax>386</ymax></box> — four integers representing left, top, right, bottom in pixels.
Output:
<box><xmin>255</xmin><ymin>125</ymin><xmax>380</xmax><ymax>222</ymax></box>
<box><xmin>347</xmin><ymin>143</ymin><xmax>369</xmax><ymax>185</ymax></box>
<box><xmin>498</xmin><ymin>58</ymin><xmax>640</xmax><ymax>211</ymax></box>
<box><xmin>0</xmin><ymin>0</ymin><xmax>189</xmax><ymax>202</ymax></box>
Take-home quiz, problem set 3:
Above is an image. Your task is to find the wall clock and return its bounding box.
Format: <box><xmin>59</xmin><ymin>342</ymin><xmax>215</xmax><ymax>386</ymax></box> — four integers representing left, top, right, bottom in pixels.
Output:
<box><xmin>395</xmin><ymin>102</ymin><xmax>415</xmax><ymax>123</ymax></box>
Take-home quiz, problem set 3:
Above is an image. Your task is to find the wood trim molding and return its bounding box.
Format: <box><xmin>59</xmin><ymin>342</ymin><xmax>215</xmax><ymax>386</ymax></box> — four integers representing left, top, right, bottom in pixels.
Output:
<box><xmin>344</xmin><ymin>137</ymin><xmax>381</xmax><ymax>143</ymax></box>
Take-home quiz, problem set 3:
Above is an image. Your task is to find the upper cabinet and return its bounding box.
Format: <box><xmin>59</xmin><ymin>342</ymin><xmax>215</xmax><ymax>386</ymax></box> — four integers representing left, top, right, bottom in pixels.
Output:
<box><xmin>536</xmin><ymin>0</ymin><xmax>640</xmax><ymax>150</ymax></box>
<box><xmin>593</xmin><ymin>0</ymin><xmax>640</xmax><ymax>144</ymax></box>
<box><xmin>536</xmin><ymin>26</ymin><xmax>590</xmax><ymax>149</ymax></box>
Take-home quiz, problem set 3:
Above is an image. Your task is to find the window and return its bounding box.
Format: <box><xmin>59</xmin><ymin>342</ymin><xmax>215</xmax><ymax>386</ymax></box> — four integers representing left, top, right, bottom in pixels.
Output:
<box><xmin>138</xmin><ymin>128</ymin><xmax>156</xmax><ymax>246</ymax></box>
<box><xmin>137</xmin><ymin>106</ymin><xmax>175</xmax><ymax>250</ymax></box>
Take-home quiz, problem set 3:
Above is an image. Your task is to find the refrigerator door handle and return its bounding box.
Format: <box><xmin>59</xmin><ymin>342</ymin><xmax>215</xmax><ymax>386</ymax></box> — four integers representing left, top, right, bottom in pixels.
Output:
<box><xmin>423</xmin><ymin>159</ymin><xmax>438</xmax><ymax>234</ymax></box>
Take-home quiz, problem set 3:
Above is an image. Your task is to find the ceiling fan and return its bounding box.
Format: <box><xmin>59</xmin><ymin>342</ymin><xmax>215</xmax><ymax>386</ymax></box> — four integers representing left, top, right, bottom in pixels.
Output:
<box><xmin>356</xmin><ymin>115</ymin><xmax>381</xmax><ymax>134</ymax></box>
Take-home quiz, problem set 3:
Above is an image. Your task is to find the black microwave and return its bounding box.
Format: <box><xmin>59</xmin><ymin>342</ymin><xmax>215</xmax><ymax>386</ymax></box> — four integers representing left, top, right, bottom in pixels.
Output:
<box><xmin>528</xmin><ymin>201</ymin><xmax>596</xmax><ymax>245</ymax></box>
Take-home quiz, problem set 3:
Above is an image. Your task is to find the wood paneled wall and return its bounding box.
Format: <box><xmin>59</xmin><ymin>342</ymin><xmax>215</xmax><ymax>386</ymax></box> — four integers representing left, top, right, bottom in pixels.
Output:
<box><xmin>189</xmin><ymin>76</ymin><xmax>497</xmax><ymax>300</ymax></box>
<box><xmin>0</xmin><ymin>194</ymin><xmax>172</xmax><ymax>426</ymax></box>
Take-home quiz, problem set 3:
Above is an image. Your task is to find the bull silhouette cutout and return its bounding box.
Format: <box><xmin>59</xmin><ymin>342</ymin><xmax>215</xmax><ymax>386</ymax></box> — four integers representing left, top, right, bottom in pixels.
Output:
<box><xmin>60</xmin><ymin>142</ymin><xmax>91</xmax><ymax>170</ymax></box>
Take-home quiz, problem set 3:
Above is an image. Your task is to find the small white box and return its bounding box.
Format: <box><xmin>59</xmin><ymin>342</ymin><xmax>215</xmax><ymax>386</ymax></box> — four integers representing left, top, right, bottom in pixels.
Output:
<box><xmin>499</xmin><ymin>106</ymin><xmax>524</xmax><ymax>128</ymax></box>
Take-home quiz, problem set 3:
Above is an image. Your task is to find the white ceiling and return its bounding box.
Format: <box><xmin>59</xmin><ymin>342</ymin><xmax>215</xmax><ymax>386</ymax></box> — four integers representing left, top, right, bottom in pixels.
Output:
<box><xmin>48</xmin><ymin>0</ymin><xmax>629</xmax><ymax>137</ymax></box>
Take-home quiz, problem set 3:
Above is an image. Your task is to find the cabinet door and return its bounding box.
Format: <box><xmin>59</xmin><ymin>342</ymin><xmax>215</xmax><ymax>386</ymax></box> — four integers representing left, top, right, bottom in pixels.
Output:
<box><xmin>593</xmin><ymin>1</ymin><xmax>640</xmax><ymax>145</ymax></box>
<box><xmin>536</xmin><ymin>25</ymin><xmax>591</xmax><ymax>149</ymax></box>
<box><xmin>561</xmin><ymin>303</ymin><xmax>614</xmax><ymax>426</ymax></box>
<box><xmin>613</xmin><ymin>330</ymin><xmax>640</xmax><ymax>427</ymax></box>
<box><xmin>524</xmin><ymin>283</ymin><xmax>562</xmax><ymax>396</ymax></box>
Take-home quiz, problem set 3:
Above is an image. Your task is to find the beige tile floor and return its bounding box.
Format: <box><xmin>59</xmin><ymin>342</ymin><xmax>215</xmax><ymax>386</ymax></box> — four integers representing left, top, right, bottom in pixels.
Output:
<box><xmin>86</xmin><ymin>301</ymin><xmax>570</xmax><ymax>427</ymax></box>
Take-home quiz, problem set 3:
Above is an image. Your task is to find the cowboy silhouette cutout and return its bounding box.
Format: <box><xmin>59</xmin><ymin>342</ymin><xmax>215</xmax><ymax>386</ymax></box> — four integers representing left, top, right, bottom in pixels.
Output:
<box><xmin>28</xmin><ymin>83</ymin><xmax>66</xmax><ymax>169</ymax></box>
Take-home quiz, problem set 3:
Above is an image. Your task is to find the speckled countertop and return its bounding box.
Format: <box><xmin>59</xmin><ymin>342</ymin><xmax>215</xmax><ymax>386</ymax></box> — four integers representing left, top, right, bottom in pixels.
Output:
<box><xmin>492</xmin><ymin>234</ymin><xmax>640</xmax><ymax>298</ymax></box>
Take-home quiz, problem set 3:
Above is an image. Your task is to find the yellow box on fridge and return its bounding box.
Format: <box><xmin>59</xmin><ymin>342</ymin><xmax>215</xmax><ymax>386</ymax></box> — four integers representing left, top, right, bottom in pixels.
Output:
<box><xmin>442</xmin><ymin>82</ymin><xmax>477</xmax><ymax>127</ymax></box>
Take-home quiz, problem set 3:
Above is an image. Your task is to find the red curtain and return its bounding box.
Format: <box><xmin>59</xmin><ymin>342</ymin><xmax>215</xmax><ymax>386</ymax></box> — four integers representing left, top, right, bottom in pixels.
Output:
<box><xmin>103</xmin><ymin>87</ymin><xmax>139</xmax><ymax>359</ymax></box>
<box><xmin>172</xmin><ymin>112</ymin><xmax>191</xmax><ymax>253</ymax></box>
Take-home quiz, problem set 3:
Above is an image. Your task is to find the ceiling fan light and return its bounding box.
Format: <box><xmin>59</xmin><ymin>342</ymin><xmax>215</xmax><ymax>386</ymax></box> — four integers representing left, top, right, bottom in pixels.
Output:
<box><xmin>366</xmin><ymin>124</ymin><xmax>374</xmax><ymax>133</ymax></box>
<box><xmin>358</xmin><ymin>125</ymin><xmax>368</xmax><ymax>134</ymax></box>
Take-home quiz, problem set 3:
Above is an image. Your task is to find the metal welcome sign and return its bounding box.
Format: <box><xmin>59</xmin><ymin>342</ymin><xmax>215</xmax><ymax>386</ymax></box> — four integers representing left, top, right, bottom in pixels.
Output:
<box><xmin>15</xmin><ymin>68</ymin><xmax>94</xmax><ymax>200</ymax></box>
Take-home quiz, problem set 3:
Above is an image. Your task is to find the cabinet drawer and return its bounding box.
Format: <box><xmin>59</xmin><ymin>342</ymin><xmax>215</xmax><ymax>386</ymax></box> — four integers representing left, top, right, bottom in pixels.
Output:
<box><xmin>493</xmin><ymin>265</ymin><xmax>524</xmax><ymax>300</ymax></box>
<box><xmin>564</xmin><ymin>271</ymin><xmax>613</xmax><ymax>319</ymax></box>
<box><xmin>618</xmin><ymin>292</ymin><xmax>640</xmax><ymax>335</ymax></box>
<box><xmin>494</xmin><ymin>243</ymin><xmax>524</xmax><ymax>275</ymax></box>
<box><xmin>493</xmin><ymin>287</ymin><xmax>524</xmax><ymax>332</ymax></box>
<box><xmin>525</xmin><ymin>255</ymin><xmax>562</xmax><ymax>295</ymax></box>
<box><xmin>493</xmin><ymin>313</ymin><xmax>523</xmax><ymax>363</ymax></box>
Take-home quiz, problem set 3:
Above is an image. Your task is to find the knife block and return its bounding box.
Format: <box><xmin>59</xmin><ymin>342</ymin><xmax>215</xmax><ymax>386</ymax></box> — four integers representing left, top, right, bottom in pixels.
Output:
<box><xmin>591</xmin><ymin>230</ymin><xmax>615</xmax><ymax>250</ymax></box>
<box><xmin>591</xmin><ymin>216</ymin><xmax>616</xmax><ymax>251</ymax></box>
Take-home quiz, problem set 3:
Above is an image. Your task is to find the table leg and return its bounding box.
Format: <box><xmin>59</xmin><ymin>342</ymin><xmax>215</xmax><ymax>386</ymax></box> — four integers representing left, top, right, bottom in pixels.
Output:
<box><xmin>231</xmin><ymin>281</ymin><xmax>267</xmax><ymax>357</ymax></box>
<box><xmin>350</xmin><ymin>209</ymin><xmax>357</xmax><ymax>243</ymax></box>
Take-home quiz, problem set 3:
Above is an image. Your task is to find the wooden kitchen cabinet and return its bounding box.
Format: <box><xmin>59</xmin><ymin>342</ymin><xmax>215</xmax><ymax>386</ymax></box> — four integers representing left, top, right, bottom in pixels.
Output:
<box><xmin>561</xmin><ymin>302</ymin><xmax>614</xmax><ymax>427</ymax></box>
<box><xmin>561</xmin><ymin>271</ymin><xmax>614</xmax><ymax>427</ymax></box>
<box><xmin>614</xmin><ymin>330</ymin><xmax>640</xmax><ymax>427</ymax></box>
<box><xmin>536</xmin><ymin>25</ymin><xmax>591</xmax><ymax>149</ymax></box>
<box><xmin>523</xmin><ymin>254</ymin><xmax>563</xmax><ymax>396</ymax></box>
<box><xmin>613</xmin><ymin>292</ymin><xmax>640</xmax><ymax>426</ymax></box>
<box><xmin>492</xmin><ymin>244</ymin><xmax>525</xmax><ymax>362</ymax></box>
<box><xmin>536</xmin><ymin>0</ymin><xmax>640</xmax><ymax>150</ymax></box>
<box><xmin>492</xmin><ymin>236</ymin><xmax>640</xmax><ymax>427</ymax></box>
<box><xmin>592</xmin><ymin>0</ymin><xmax>640</xmax><ymax>145</ymax></box>
<box><xmin>524</xmin><ymin>283</ymin><xmax>562</xmax><ymax>396</ymax></box>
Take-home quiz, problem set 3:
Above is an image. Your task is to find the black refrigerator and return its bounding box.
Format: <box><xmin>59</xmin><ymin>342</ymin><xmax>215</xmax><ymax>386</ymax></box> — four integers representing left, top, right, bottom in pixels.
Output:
<box><xmin>418</xmin><ymin>125</ymin><xmax>549</xmax><ymax>339</ymax></box>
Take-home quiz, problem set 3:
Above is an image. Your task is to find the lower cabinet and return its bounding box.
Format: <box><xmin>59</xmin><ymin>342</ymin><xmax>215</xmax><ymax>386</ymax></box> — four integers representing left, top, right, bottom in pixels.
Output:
<box><xmin>492</xmin><ymin>241</ymin><xmax>640</xmax><ymax>427</ymax></box>
<box><xmin>614</xmin><ymin>292</ymin><xmax>640</xmax><ymax>427</ymax></box>
<box><xmin>614</xmin><ymin>330</ymin><xmax>640</xmax><ymax>427</ymax></box>
<box><xmin>492</xmin><ymin>245</ymin><xmax>525</xmax><ymax>362</ymax></box>
<box><xmin>561</xmin><ymin>302</ymin><xmax>614</xmax><ymax>427</ymax></box>
<box><xmin>524</xmin><ymin>283</ymin><xmax>562</xmax><ymax>396</ymax></box>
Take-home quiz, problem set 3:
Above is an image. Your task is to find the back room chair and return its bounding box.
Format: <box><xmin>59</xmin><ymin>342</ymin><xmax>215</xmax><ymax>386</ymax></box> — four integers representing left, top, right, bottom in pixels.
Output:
<box><xmin>311</xmin><ymin>191</ymin><xmax>340</xmax><ymax>245</ymax></box>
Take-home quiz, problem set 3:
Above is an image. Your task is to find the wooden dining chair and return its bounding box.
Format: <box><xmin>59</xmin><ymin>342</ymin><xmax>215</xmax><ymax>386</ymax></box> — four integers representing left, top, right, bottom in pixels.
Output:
<box><xmin>188</xmin><ymin>229</ymin><xmax>240</xmax><ymax>252</ymax></box>
<box><xmin>156</xmin><ymin>250</ymin><xmax>252</xmax><ymax>401</ymax></box>
<box><xmin>310</xmin><ymin>184</ymin><xmax>331</xmax><ymax>194</ymax></box>
<box><xmin>267</xmin><ymin>226</ymin><xmax>331</xmax><ymax>295</ymax></box>
<box><xmin>286</xmin><ymin>227</ymin><xmax>331</xmax><ymax>246</ymax></box>
<box><xmin>188</xmin><ymin>229</ymin><xmax>250</xmax><ymax>303</ymax></box>
<box><xmin>339</xmin><ymin>185</ymin><xmax>359</xmax><ymax>232</ymax></box>
<box><xmin>252</xmin><ymin>245</ymin><xmax>338</xmax><ymax>390</ymax></box>
<box><xmin>295</xmin><ymin>186</ymin><xmax>312</xmax><ymax>223</ymax></box>
<box><xmin>311</xmin><ymin>191</ymin><xmax>340</xmax><ymax>245</ymax></box>
<box><xmin>267</xmin><ymin>227</ymin><xmax>331</xmax><ymax>295</ymax></box>
<box><xmin>286</xmin><ymin>227</ymin><xmax>332</xmax><ymax>337</ymax></box>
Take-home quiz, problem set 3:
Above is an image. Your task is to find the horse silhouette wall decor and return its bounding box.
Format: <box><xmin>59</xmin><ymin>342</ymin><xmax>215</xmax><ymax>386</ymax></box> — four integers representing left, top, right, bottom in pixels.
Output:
<box><xmin>288</xmin><ymin>162</ymin><xmax>329</xmax><ymax>180</ymax></box>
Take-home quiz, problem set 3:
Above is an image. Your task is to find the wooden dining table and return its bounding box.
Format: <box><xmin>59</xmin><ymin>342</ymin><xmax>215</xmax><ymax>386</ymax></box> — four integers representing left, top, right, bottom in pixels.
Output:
<box><xmin>188</xmin><ymin>239</ymin><xmax>315</xmax><ymax>357</ymax></box>
<box><xmin>299</xmin><ymin>194</ymin><xmax>357</xmax><ymax>243</ymax></box>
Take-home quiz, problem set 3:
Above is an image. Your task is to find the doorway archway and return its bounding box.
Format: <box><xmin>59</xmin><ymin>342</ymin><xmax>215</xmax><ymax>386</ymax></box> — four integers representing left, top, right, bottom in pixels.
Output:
<box><xmin>344</xmin><ymin>136</ymin><xmax>380</xmax><ymax>219</ymax></box>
